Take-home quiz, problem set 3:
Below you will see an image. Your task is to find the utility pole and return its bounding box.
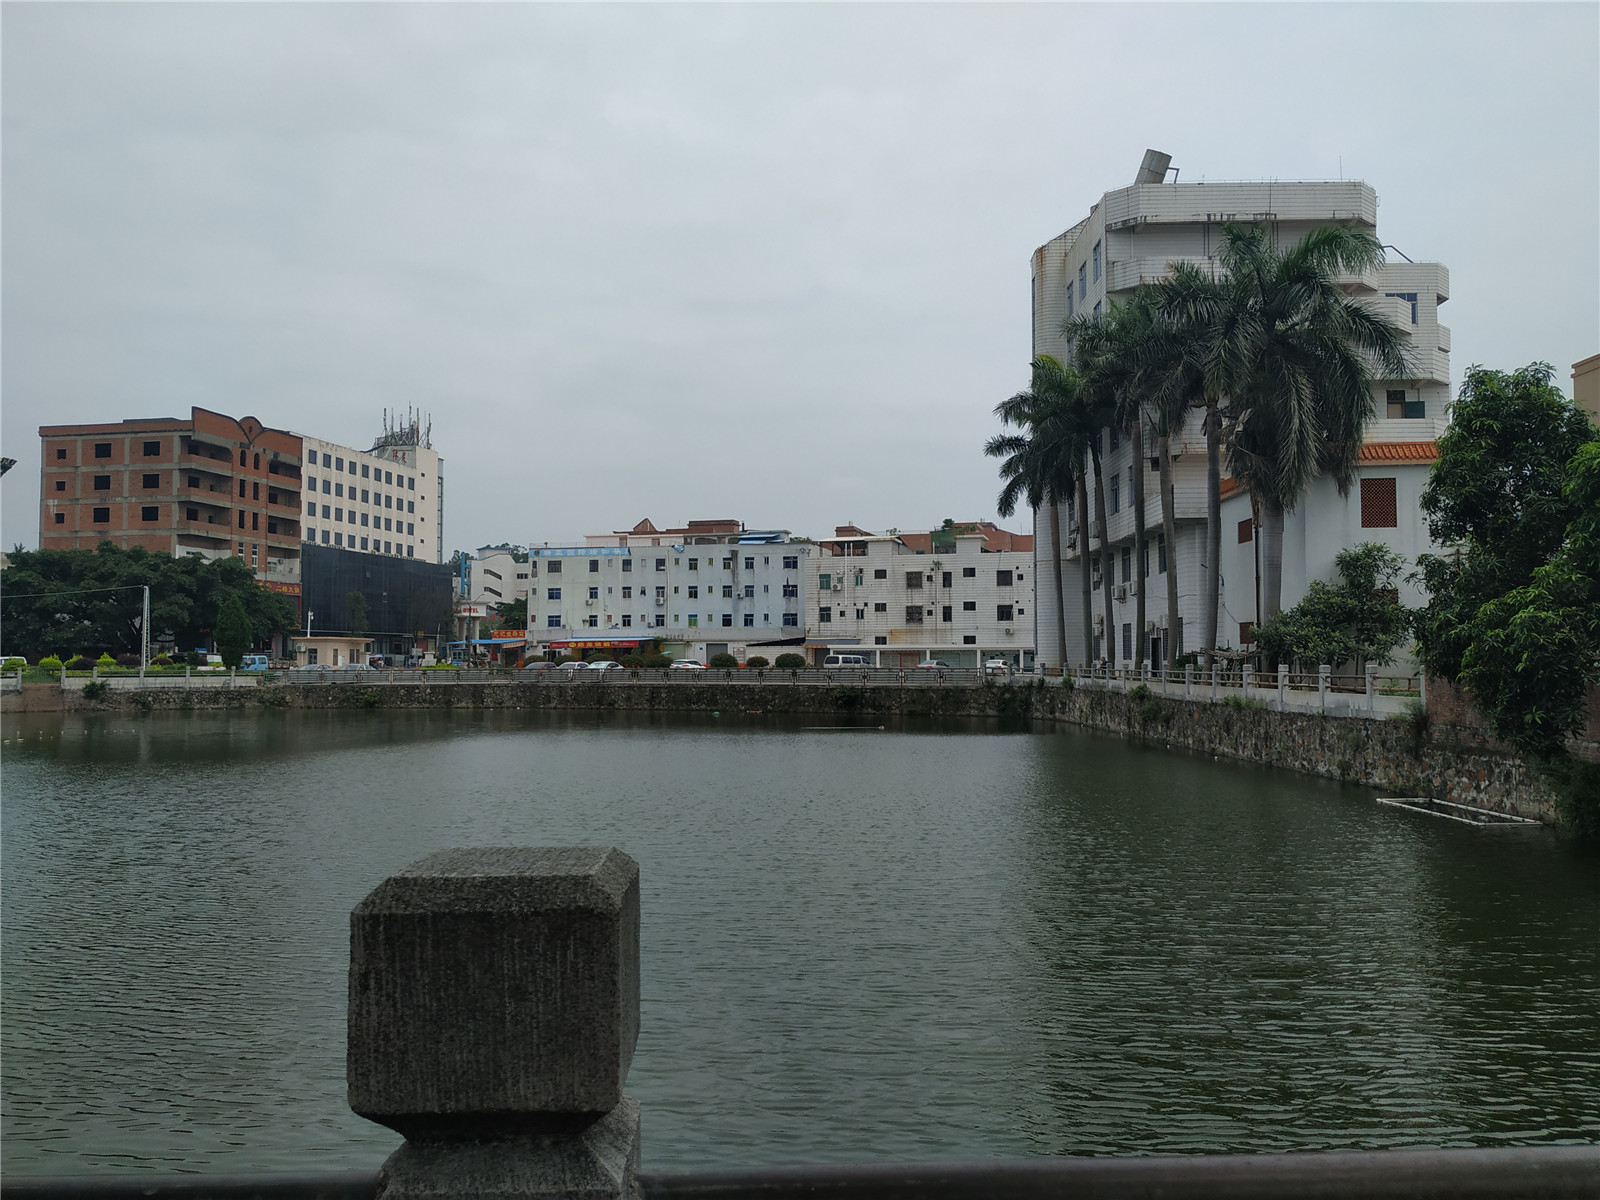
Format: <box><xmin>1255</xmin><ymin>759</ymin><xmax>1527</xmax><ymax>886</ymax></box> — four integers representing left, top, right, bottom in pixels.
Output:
<box><xmin>141</xmin><ymin>585</ymin><xmax>150</xmax><ymax>680</ymax></box>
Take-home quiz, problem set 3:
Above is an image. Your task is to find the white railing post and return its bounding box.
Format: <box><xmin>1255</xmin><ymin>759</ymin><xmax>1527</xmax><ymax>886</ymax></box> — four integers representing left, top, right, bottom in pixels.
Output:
<box><xmin>1277</xmin><ymin>663</ymin><xmax>1288</xmax><ymax>709</ymax></box>
<box><xmin>1319</xmin><ymin>664</ymin><xmax>1330</xmax><ymax>712</ymax></box>
<box><xmin>1184</xmin><ymin>663</ymin><xmax>1193</xmax><ymax>700</ymax></box>
<box><xmin>1366</xmin><ymin>664</ymin><xmax>1377</xmax><ymax>711</ymax></box>
<box><xmin>1242</xmin><ymin>664</ymin><xmax>1252</xmax><ymax>701</ymax></box>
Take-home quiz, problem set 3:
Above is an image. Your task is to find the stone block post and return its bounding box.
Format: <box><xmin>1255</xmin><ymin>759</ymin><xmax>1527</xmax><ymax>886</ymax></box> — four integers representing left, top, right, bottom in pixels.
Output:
<box><xmin>1365</xmin><ymin>664</ymin><xmax>1377</xmax><ymax>712</ymax></box>
<box><xmin>1184</xmin><ymin>663</ymin><xmax>1193</xmax><ymax>700</ymax></box>
<box><xmin>1242</xmin><ymin>665</ymin><xmax>1253</xmax><ymax>701</ymax></box>
<box><xmin>349</xmin><ymin>847</ymin><xmax>642</xmax><ymax>1200</ymax></box>
<box><xmin>1277</xmin><ymin>663</ymin><xmax>1288</xmax><ymax>709</ymax></box>
<box><xmin>1318</xmin><ymin>665</ymin><xmax>1330</xmax><ymax>711</ymax></box>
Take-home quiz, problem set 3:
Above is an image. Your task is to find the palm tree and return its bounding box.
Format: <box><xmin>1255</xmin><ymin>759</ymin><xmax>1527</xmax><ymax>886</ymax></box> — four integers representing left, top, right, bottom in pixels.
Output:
<box><xmin>1159</xmin><ymin>224</ymin><xmax>1409</xmax><ymax>635</ymax></box>
<box><xmin>987</xmin><ymin>356</ymin><xmax>1086</xmax><ymax>668</ymax></box>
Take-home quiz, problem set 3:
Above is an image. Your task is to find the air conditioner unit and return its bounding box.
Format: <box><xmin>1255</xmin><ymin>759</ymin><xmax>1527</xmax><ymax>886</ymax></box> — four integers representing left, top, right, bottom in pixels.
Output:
<box><xmin>1114</xmin><ymin>585</ymin><xmax>1128</xmax><ymax>602</ymax></box>
<box><xmin>1005</xmin><ymin>627</ymin><xmax>1014</xmax><ymax>636</ymax></box>
<box><xmin>831</xmin><ymin>582</ymin><xmax>842</xmax><ymax>591</ymax></box>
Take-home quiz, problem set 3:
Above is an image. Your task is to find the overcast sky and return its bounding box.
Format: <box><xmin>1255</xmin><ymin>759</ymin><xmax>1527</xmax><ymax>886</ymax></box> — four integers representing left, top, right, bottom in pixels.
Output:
<box><xmin>4</xmin><ymin>3</ymin><xmax>1596</xmax><ymax>556</ymax></box>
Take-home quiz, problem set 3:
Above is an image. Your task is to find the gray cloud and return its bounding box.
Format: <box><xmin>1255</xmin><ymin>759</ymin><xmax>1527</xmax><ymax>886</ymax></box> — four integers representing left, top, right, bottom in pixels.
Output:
<box><xmin>4</xmin><ymin>3</ymin><xmax>1596</xmax><ymax>552</ymax></box>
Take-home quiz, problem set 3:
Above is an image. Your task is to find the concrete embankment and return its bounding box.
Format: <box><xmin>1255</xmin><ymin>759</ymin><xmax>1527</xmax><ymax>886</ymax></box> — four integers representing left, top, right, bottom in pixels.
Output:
<box><xmin>5</xmin><ymin>678</ymin><xmax>1563</xmax><ymax>823</ymax></box>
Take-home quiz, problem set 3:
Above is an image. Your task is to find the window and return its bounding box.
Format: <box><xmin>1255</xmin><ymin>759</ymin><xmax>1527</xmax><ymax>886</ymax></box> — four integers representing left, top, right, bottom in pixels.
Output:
<box><xmin>942</xmin><ymin>605</ymin><xmax>952</xmax><ymax>622</ymax></box>
<box><xmin>1386</xmin><ymin>389</ymin><xmax>1425</xmax><ymax>419</ymax></box>
<box><xmin>783</xmin><ymin>555</ymin><xmax>799</xmax><ymax>570</ymax></box>
<box><xmin>239</xmin><ymin>479</ymin><xmax>248</xmax><ymax>498</ymax></box>
<box><xmin>655</xmin><ymin>558</ymin><xmax>666</xmax><ymax>571</ymax></box>
<box><xmin>361</xmin><ymin>513</ymin><xmax>369</xmax><ymax>526</ymax></box>
<box><xmin>1121</xmin><ymin>546</ymin><xmax>1131</xmax><ymax>584</ymax></box>
<box><xmin>744</xmin><ymin>613</ymin><xmax>754</xmax><ymax>626</ymax></box>
<box><xmin>905</xmin><ymin>606</ymin><xmax>924</xmax><ymax>623</ymax></box>
<box><xmin>656</xmin><ymin>615</ymin><xmax>667</xmax><ymax>627</ymax></box>
<box><xmin>743</xmin><ymin>584</ymin><xmax>755</xmax><ymax>598</ymax></box>
<box><xmin>721</xmin><ymin>585</ymin><xmax>733</xmax><ymax>598</ymax></box>
<box><xmin>963</xmin><ymin>635</ymin><xmax>977</xmax><ymax>644</ymax></box>
<box><xmin>323</xmin><ymin>479</ymin><xmax>332</xmax><ymax>494</ymax></box>
<box><xmin>962</xmin><ymin>566</ymin><xmax>976</xmax><ymax>578</ymax></box>
<box><xmin>1239</xmin><ymin>621</ymin><xmax>1254</xmax><ymax>644</ymax></box>
<box><xmin>334</xmin><ymin>507</ymin><xmax>343</xmax><ymax>522</ymax></box>
<box><xmin>323</xmin><ymin>453</ymin><xmax>332</xmax><ymax>467</ymax></box>
<box><xmin>622</xmin><ymin>614</ymin><xmax>633</xmax><ymax>628</ymax></box>
<box><xmin>361</xmin><ymin>464</ymin><xmax>369</xmax><ymax>478</ymax></box>
<box><xmin>189</xmin><ymin>475</ymin><xmax>201</xmax><ymax>487</ymax></box>
<box><xmin>873</xmin><ymin>568</ymin><xmax>887</xmax><ymax>580</ymax></box>
<box><xmin>997</xmin><ymin>604</ymin><xmax>1014</xmax><ymax>622</ymax></box>
<box><xmin>873</xmin><ymin>602</ymin><xmax>888</xmax><ymax>613</ymax></box>
<box><xmin>585</xmin><ymin>613</ymin><xmax>595</xmax><ymax>625</ymax></box>
<box><xmin>622</xmin><ymin>559</ymin><xmax>632</xmax><ymax>572</ymax></box>
<box><xmin>689</xmin><ymin>558</ymin><xmax>699</xmax><ymax>571</ymax></box>
<box><xmin>905</xmin><ymin>571</ymin><xmax>922</xmax><ymax>589</ymax></box>
<box><xmin>1385</xmin><ymin>291</ymin><xmax>1419</xmax><ymax>324</ymax></box>
<box><xmin>548</xmin><ymin>560</ymin><xmax>562</xmax><ymax>573</ymax></box>
<box><xmin>55</xmin><ymin>480</ymin><xmax>65</xmax><ymax>492</ymax></box>
<box><xmin>722</xmin><ymin>557</ymin><xmax>732</xmax><ymax>570</ymax></box>
<box><xmin>1157</xmin><ymin>533</ymin><xmax>1167</xmax><ymax>573</ymax></box>
<box><xmin>384</xmin><ymin>471</ymin><xmax>393</xmax><ymax>484</ymax></box>
<box><xmin>1078</xmin><ymin>263</ymin><xmax>1087</xmax><ymax>299</ymax></box>
<box><xmin>622</xmin><ymin>586</ymin><xmax>632</xmax><ymax>599</ymax></box>
<box><xmin>782</xmin><ymin>613</ymin><xmax>798</xmax><ymax>626</ymax></box>
<box><xmin>783</xmin><ymin>583</ymin><xmax>798</xmax><ymax>598</ymax></box>
<box><xmin>1109</xmin><ymin>426</ymin><xmax>1119</xmax><ymax>451</ymax></box>
<box><xmin>360</xmin><ymin>536</ymin><xmax>368</xmax><ymax>550</ymax></box>
<box><xmin>744</xmin><ymin>557</ymin><xmax>755</xmax><ymax>570</ymax></box>
<box><xmin>853</xmin><ymin>571</ymin><xmax>864</xmax><ymax>587</ymax></box>
<box><xmin>143</xmin><ymin>441</ymin><xmax>160</xmax><ymax>457</ymax></box>
<box><xmin>688</xmin><ymin>614</ymin><xmax>698</xmax><ymax>628</ymax></box>
<box><xmin>335</xmin><ymin>456</ymin><xmax>344</xmax><ymax>471</ymax></box>
<box><xmin>334</xmin><ymin>482</ymin><xmax>344</xmax><ymax>498</ymax></box>
<box><xmin>1066</xmin><ymin>283</ymin><xmax>1074</xmax><ymax>318</ymax></box>
<box><xmin>56</xmin><ymin>448</ymin><xmax>67</xmax><ymax>460</ymax></box>
<box><xmin>548</xmin><ymin>615</ymin><xmax>562</xmax><ymax>628</ymax></box>
<box><xmin>688</xmin><ymin>586</ymin><xmax>699</xmax><ymax>599</ymax></box>
<box><xmin>334</xmin><ymin>532</ymin><xmax>344</xmax><ymax>547</ymax></box>
<box><xmin>408</xmin><ymin>476</ymin><xmax>415</xmax><ymax>490</ymax></box>
<box><xmin>588</xmin><ymin>586</ymin><xmax>600</xmax><ymax>600</ymax></box>
<box><xmin>854</xmin><ymin>608</ymin><xmax>865</xmax><ymax>620</ymax></box>
<box><xmin>55</xmin><ymin>512</ymin><xmax>65</xmax><ymax>524</ymax></box>
<box><xmin>141</xmin><ymin>506</ymin><xmax>159</xmax><ymax>521</ymax></box>
<box><xmin>1122</xmin><ymin>622</ymin><xmax>1132</xmax><ymax>661</ymax></box>
<box><xmin>942</xmin><ymin>571</ymin><xmax>952</xmax><ymax>588</ymax></box>
<box><xmin>819</xmin><ymin>573</ymin><xmax>832</xmax><ymax>590</ymax></box>
<box><xmin>721</xmin><ymin>614</ymin><xmax>733</xmax><ymax>627</ymax></box>
<box><xmin>1092</xmin><ymin>240</ymin><xmax>1101</xmax><ymax>281</ymax></box>
<box><xmin>94</xmin><ymin>443</ymin><xmax>112</xmax><ymax>458</ymax></box>
<box><xmin>1361</xmin><ymin>477</ymin><xmax>1398</xmax><ymax>528</ymax></box>
<box><xmin>1093</xmin><ymin>301</ymin><xmax>1101</xmax><ymax>318</ymax></box>
<box><xmin>322</xmin><ymin>530</ymin><xmax>331</xmax><ymax>544</ymax></box>
<box><xmin>996</xmin><ymin>570</ymin><xmax>1012</xmax><ymax>587</ymax></box>
<box><xmin>407</xmin><ymin>522</ymin><xmax>414</xmax><ymax>535</ymax></box>
<box><xmin>548</xmin><ymin>588</ymin><xmax>562</xmax><ymax>600</ymax></box>
<box><xmin>589</xmin><ymin>559</ymin><xmax>600</xmax><ymax>573</ymax></box>
<box><xmin>1110</xmin><ymin>474</ymin><xmax>1120</xmax><ymax>512</ymax></box>
<box><xmin>819</xmin><ymin>606</ymin><xmax>832</xmax><ymax>623</ymax></box>
<box><xmin>385</xmin><ymin>495</ymin><xmax>392</xmax><ymax>508</ymax></box>
<box><xmin>93</xmin><ymin>474</ymin><xmax>111</xmax><ymax>489</ymax></box>
<box><xmin>962</xmin><ymin>600</ymin><xmax>977</xmax><ymax>612</ymax></box>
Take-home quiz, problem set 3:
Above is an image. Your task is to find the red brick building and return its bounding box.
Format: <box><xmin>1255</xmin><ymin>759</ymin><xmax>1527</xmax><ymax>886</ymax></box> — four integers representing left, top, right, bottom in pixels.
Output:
<box><xmin>39</xmin><ymin>408</ymin><xmax>305</xmax><ymax>590</ymax></box>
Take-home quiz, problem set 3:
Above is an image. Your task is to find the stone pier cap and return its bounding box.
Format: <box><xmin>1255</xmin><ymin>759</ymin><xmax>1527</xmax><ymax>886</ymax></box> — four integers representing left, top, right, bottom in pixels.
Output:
<box><xmin>349</xmin><ymin>846</ymin><xmax>640</xmax><ymax>1140</ymax></box>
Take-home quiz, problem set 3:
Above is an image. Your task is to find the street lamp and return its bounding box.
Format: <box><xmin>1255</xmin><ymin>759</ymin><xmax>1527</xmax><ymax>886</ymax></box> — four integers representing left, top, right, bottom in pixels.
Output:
<box><xmin>305</xmin><ymin>609</ymin><xmax>315</xmax><ymax>666</ymax></box>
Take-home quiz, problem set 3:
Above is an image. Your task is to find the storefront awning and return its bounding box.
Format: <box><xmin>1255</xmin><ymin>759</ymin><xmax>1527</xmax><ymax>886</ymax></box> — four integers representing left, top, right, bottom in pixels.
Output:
<box><xmin>546</xmin><ymin>636</ymin><xmax>658</xmax><ymax>650</ymax></box>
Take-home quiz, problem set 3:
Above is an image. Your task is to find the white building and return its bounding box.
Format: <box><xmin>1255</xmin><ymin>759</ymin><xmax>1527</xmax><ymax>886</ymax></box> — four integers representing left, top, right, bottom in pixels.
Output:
<box><xmin>523</xmin><ymin>518</ymin><xmax>813</xmax><ymax>661</ymax></box>
<box><xmin>804</xmin><ymin>524</ymin><xmax>1036</xmax><ymax>668</ymax></box>
<box><xmin>297</xmin><ymin>412</ymin><xmax>444</xmax><ymax>565</ymax></box>
<box><xmin>1030</xmin><ymin>150</ymin><xmax>1452</xmax><ymax>667</ymax></box>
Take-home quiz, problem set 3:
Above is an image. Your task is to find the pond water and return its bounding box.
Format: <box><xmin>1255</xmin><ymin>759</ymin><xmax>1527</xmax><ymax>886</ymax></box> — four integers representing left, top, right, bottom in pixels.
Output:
<box><xmin>3</xmin><ymin>709</ymin><xmax>1597</xmax><ymax>1174</ymax></box>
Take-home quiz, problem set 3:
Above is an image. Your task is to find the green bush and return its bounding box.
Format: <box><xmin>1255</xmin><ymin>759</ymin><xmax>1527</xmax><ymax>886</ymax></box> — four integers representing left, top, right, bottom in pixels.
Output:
<box><xmin>774</xmin><ymin>653</ymin><xmax>807</xmax><ymax>670</ymax></box>
<box><xmin>68</xmin><ymin>655</ymin><xmax>96</xmax><ymax>672</ymax></box>
<box><xmin>643</xmin><ymin>653</ymin><xmax>672</xmax><ymax>668</ymax></box>
<box><xmin>150</xmin><ymin>653</ymin><xmax>173</xmax><ymax>667</ymax></box>
<box><xmin>116</xmin><ymin>653</ymin><xmax>141</xmax><ymax>668</ymax></box>
<box><xmin>1130</xmin><ymin>683</ymin><xmax>1152</xmax><ymax>700</ymax></box>
<box><xmin>81</xmin><ymin>679</ymin><xmax>110</xmax><ymax>701</ymax></box>
<box><xmin>708</xmin><ymin>653</ymin><xmax>738</xmax><ymax>670</ymax></box>
<box><xmin>39</xmin><ymin>655</ymin><xmax>63</xmax><ymax>671</ymax></box>
<box><xmin>3</xmin><ymin>657</ymin><xmax>26</xmax><ymax>671</ymax></box>
<box><xmin>1222</xmin><ymin>694</ymin><xmax>1267</xmax><ymax>712</ymax></box>
<box><xmin>97</xmin><ymin>652</ymin><xmax>116</xmax><ymax>667</ymax></box>
<box><xmin>745</xmin><ymin>655</ymin><xmax>769</xmax><ymax>670</ymax></box>
<box><xmin>184</xmin><ymin>650</ymin><xmax>205</xmax><ymax>668</ymax></box>
<box><xmin>620</xmin><ymin>651</ymin><xmax>646</xmax><ymax>667</ymax></box>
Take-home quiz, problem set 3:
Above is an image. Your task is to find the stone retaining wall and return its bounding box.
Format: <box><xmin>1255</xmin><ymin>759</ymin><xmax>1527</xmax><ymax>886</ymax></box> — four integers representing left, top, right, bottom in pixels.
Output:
<box><xmin>7</xmin><ymin>679</ymin><xmax>1561</xmax><ymax>823</ymax></box>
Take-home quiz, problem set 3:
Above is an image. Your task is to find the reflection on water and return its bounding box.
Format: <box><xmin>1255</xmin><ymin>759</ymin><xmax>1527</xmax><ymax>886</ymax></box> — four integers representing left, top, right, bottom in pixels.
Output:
<box><xmin>3</xmin><ymin>709</ymin><xmax>1597</xmax><ymax>1174</ymax></box>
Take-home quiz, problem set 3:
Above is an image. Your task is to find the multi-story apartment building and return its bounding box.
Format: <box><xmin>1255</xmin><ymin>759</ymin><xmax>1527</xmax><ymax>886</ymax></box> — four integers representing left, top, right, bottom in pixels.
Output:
<box><xmin>1030</xmin><ymin>150</ymin><xmax>1453</xmax><ymax>667</ymax></box>
<box><xmin>469</xmin><ymin>546</ymin><xmax>532</xmax><ymax>610</ymax></box>
<box><xmin>521</xmin><ymin>518</ymin><xmax>812</xmax><ymax>661</ymax></box>
<box><xmin>38</xmin><ymin>407</ymin><xmax>305</xmax><ymax>592</ymax></box>
<box><xmin>804</xmin><ymin>524</ymin><xmax>1035</xmax><ymax>668</ymax></box>
<box><xmin>298</xmin><ymin>413</ymin><xmax>443</xmax><ymax>565</ymax></box>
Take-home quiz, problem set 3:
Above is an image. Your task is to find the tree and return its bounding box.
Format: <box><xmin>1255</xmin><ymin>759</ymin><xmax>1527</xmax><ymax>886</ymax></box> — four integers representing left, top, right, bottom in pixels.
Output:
<box><xmin>493</xmin><ymin>597</ymin><xmax>527</xmax><ymax>628</ymax></box>
<box><xmin>346</xmin><ymin>591</ymin><xmax>370</xmax><ymax>638</ymax></box>
<box><xmin>987</xmin><ymin>356</ymin><xmax>1087</xmax><ymax>668</ymax></box>
<box><xmin>1413</xmin><ymin>365</ymin><xmax>1599</xmax><ymax>833</ymax></box>
<box><xmin>0</xmin><ymin>543</ymin><xmax>296</xmax><ymax>659</ymax></box>
<box><xmin>213</xmin><ymin>593</ymin><xmax>254</xmax><ymax>668</ymax></box>
<box><xmin>1253</xmin><ymin>543</ymin><xmax>1408</xmax><ymax>672</ymax></box>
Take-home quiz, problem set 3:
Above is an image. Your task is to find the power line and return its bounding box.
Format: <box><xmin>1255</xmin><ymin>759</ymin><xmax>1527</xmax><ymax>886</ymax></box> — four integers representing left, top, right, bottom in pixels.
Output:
<box><xmin>0</xmin><ymin>584</ymin><xmax>150</xmax><ymax>601</ymax></box>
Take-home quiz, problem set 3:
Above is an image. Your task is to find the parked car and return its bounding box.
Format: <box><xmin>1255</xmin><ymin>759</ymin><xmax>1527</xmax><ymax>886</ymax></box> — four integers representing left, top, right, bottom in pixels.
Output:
<box><xmin>823</xmin><ymin>654</ymin><xmax>868</xmax><ymax>667</ymax></box>
<box><xmin>522</xmin><ymin>661</ymin><xmax>559</xmax><ymax>671</ymax></box>
<box><xmin>240</xmin><ymin>654</ymin><xmax>269</xmax><ymax>672</ymax></box>
<box><xmin>984</xmin><ymin>658</ymin><xmax>1011</xmax><ymax>675</ymax></box>
<box><xmin>670</xmin><ymin>660</ymin><xmax>705</xmax><ymax>670</ymax></box>
<box><xmin>337</xmin><ymin>662</ymin><xmax>378</xmax><ymax>672</ymax></box>
<box><xmin>560</xmin><ymin>661</ymin><xmax>589</xmax><ymax>670</ymax></box>
<box><xmin>916</xmin><ymin>660</ymin><xmax>952</xmax><ymax>669</ymax></box>
<box><xmin>587</xmin><ymin>660</ymin><xmax>623</xmax><ymax>671</ymax></box>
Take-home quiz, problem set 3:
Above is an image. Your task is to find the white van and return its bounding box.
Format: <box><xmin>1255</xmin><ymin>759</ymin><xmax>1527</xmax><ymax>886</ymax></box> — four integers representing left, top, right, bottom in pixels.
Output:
<box><xmin>824</xmin><ymin>654</ymin><xmax>869</xmax><ymax>667</ymax></box>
